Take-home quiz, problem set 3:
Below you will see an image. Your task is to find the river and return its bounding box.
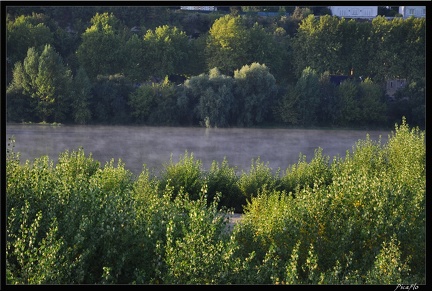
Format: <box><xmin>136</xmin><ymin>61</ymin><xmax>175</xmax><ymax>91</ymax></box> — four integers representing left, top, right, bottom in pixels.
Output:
<box><xmin>5</xmin><ymin>124</ymin><xmax>391</xmax><ymax>177</ymax></box>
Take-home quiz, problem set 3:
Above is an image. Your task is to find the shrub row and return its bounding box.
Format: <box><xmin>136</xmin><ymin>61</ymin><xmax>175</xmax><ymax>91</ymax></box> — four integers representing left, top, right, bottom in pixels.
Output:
<box><xmin>6</xmin><ymin>118</ymin><xmax>425</xmax><ymax>284</ymax></box>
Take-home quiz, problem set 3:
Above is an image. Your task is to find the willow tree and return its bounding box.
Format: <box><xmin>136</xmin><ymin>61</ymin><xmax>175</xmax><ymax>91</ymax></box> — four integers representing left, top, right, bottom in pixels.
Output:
<box><xmin>234</xmin><ymin>63</ymin><xmax>277</xmax><ymax>126</ymax></box>
<box><xmin>194</xmin><ymin>68</ymin><xmax>235</xmax><ymax>128</ymax></box>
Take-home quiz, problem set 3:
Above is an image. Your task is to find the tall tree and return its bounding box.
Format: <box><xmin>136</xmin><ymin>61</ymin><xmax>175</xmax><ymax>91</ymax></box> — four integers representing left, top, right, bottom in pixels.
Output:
<box><xmin>294</xmin><ymin>66</ymin><xmax>321</xmax><ymax>126</ymax></box>
<box><xmin>195</xmin><ymin>68</ymin><xmax>235</xmax><ymax>127</ymax></box>
<box><xmin>91</xmin><ymin>74</ymin><xmax>133</xmax><ymax>124</ymax></box>
<box><xmin>142</xmin><ymin>25</ymin><xmax>190</xmax><ymax>79</ymax></box>
<box><xmin>123</xmin><ymin>34</ymin><xmax>146</xmax><ymax>82</ymax></box>
<box><xmin>317</xmin><ymin>71</ymin><xmax>339</xmax><ymax>126</ymax></box>
<box><xmin>6</xmin><ymin>62</ymin><xmax>38</xmax><ymax>122</ymax></box>
<box><xmin>291</xmin><ymin>15</ymin><xmax>343</xmax><ymax>77</ymax></box>
<box><xmin>10</xmin><ymin>45</ymin><xmax>72</xmax><ymax>122</ymax></box>
<box><xmin>205</xmin><ymin>15</ymin><xmax>249</xmax><ymax>75</ymax></box>
<box><xmin>76</xmin><ymin>12</ymin><xmax>127</xmax><ymax>80</ymax></box>
<box><xmin>6</xmin><ymin>12</ymin><xmax>54</xmax><ymax>83</ymax></box>
<box><xmin>35</xmin><ymin>44</ymin><xmax>72</xmax><ymax>122</ymax></box>
<box><xmin>70</xmin><ymin>67</ymin><xmax>92</xmax><ymax>124</ymax></box>
<box><xmin>336</xmin><ymin>80</ymin><xmax>360</xmax><ymax>127</ymax></box>
<box><xmin>357</xmin><ymin>78</ymin><xmax>387</xmax><ymax>127</ymax></box>
<box><xmin>273</xmin><ymin>84</ymin><xmax>299</xmax><ymax>125</ymax></box>
<box><xmin>234</xmin><ymin>63</ymin><xmax>277</xmax><ymax>126</ymax></box>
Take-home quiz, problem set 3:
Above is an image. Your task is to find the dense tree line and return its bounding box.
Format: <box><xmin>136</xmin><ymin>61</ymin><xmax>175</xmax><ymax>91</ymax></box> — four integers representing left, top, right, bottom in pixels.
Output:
<box><xmin>5</xmin><ymin>6</ymin><xmax>425</xmax><ymax>129</ymax></box>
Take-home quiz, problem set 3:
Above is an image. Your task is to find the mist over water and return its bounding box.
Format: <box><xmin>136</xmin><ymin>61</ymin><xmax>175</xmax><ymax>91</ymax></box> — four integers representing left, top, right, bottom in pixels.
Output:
<box><xmin>6</xmin><ymin>124</ymin><xmax>390</xmax><ymax>177</ymax></box>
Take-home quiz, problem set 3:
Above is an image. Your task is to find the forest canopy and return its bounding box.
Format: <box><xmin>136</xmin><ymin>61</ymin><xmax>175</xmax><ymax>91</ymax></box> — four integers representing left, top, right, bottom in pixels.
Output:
<box><xmin>5</xmin><ymin>5</ymin><xmax>426</xmax><ymax>129</ymax></box>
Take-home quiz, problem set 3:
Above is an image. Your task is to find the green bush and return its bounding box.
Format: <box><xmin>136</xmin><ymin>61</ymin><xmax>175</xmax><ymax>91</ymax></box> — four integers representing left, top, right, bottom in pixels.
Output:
<box><xmin>158</xmin><ymin>151</ymin><xmax>204</xmax><ymax>201</ymax></box>
<box><xmin>205</xmin><ymin>157</ymin><xmax>244</xmax><ymax>212</ymax></box>
<box><xmin>233</xmin><ymin>118</ymin><xmax>425</xmax><ymax>284</ymax></box>
<box><xmin>237</xmin><ymin>157</ymin><xmax>280</xmax><ymax>203</ymax></box>
<box><xmin>6</xmin><ymin>118</ymin><xmax>425</xmax><ymax>284</ymax></box>
<box><xmin>280</xmin><ymin>147</ymin><xmax>332</xmax><ymax>194</ymax></box>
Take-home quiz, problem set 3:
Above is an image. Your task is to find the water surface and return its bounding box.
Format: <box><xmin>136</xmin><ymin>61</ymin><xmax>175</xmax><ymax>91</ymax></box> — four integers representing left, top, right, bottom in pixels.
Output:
<box><xmin>6</xmin><ymin>124</ymin><xmax>390</xmax><ymax>176</ymax></box>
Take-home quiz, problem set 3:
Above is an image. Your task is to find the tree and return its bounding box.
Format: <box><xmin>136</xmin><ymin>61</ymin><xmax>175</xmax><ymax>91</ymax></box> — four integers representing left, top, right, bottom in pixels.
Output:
<box><xmin>128</xmin><ymin>77</ymin><xmax>179</xmax><ymax>125</ymax></box>
<box><xmin>76</xmin><ymin>12</ymin><xmax>128</xmax><ymax>80</ymax></box>
<box><xmin>336</xmin><ymin>19</ymin><xmax>372</xmax><ymax>79</ymax></box>
<box><xmin>123</xmin><ymin>34</ymin><xmax>146</xmax><ymax>82</ymax></box>
<box><xmin>21</xmin><ymin>47</ymin><xmax>40</xmax><ymax>97</ymax></box>
<box><xmin>317</xmin><ymin>71</ymin><xmax>339</xmax><ymax>126</ymax></box>
<box><xmin>9</xmin><ymin>45</ymin><xmax>72</xmax><ymax>122</ymax></box>
<box><xmin>145</xmin><ymin>77</ymin><xmax>178</xmax><ymax>125</ymax></box>
<box><xmin>91</xmin><ymin>74</ymin><xmax>133</xmax><ymax>124</ymax></box>
<box><xmin>273</xmin><ymin>84</ymin><xmax>299</xmax><ymax>125</ymax></box>
<box><xmin>195</xmin><ymin>68</ymin><xmax>235</xmax><ymax>127</ymax></box>
<box><xmin>143</xmin><ymin>25</ymin><xmax>190</xmax><ymax>79</ymax></box>
<box><xmin>35</xmin><ymin>44</ymin><xmax>72</xmax><ymax>122</ymax></box>
<box><xmin>234</xmin><ymin>63</ymin><xmax>277</xmax><ymax>126</ymax></box>
<box><xmin>128</xmin><ymin>82</ymin><xmax>159</xmax><ymax>124</ymax></box>
<box><xmin>6</xmin><ymin>13</ymin><xmax>54</xmax><ymax>84</ymax></box>
<box><xmin>70</xmin><ymin>67</ymin><xmax>92</xmax><ymax>124</ymax></box>
<box><xmin>291</xmin><ymin>15</ymin><xmax>343</xmax><ymax>78</ymax></box>
<box><xmin>294</xmin><ymin>67</ymin><xmax>321</xmax><ymax>126</ymax></box>
<box><xmin>336</xmin><ymin>80</ymin><xmax>360</xmax><ymax>127</ymax></box>
<box><xmin>205</xmin><ymin>15</ymin><xmax>249</xmax><ymax>75</ymax></box>
<box><xmin>388</xmin><ymin>78</ymin><xmax>425</xmax><ymax>129</ymax></box>
<box><xmin>6</xmin><ymin>62</ymin><xmax>38</xmax><ymax>122</ymax></box>
<box><xmin>368</xmin><ymin>16</ymin><xmax>425</xmax><ymax>84</ymax></box>
<box><xmin>182</xmin><ymin>34</ymin><xmax>208</xmax><ymax>77</ymax></box>
<box><xmin>357</xmin><ymin>78</ymin><xmax>387</xmax><ymax>127</ymax></box>
<box><xmin>268</xmin><ymin>25</ymin><xmax>294</xmax><ymax>85</ymax></box>
<box><xmin>246</xmin><ymin>22</ymin><xmax>290</xmax><ymax>83</ymax></box>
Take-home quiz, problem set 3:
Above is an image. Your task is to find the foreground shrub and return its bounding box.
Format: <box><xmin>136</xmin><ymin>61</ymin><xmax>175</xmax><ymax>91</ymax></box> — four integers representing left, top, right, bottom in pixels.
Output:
<box><xmin>279</xmin><ymin>147</ymin><xmax>332</xmax><ymax>194</ymax></box>
<box><xmin>158</xmin><ymin>151</ymin><xmax>204</xmax><ymax>201</ymax></box>
<box><xmin>162</xmin><ymin>187</ymin><xmax>245</xmax><ymax>284</ymax></box>
<box><xmin>237</xmin><ymin>157</ymin><xmax>280</xmax><ymax>203</ymax></box>
<box><xmin>6</xmin><ymin>117</ymin><xmax>424</xmax><ymax>284</ymax></box>
<box><xmin>6</xmin><ymin>202</ymin><xmax>70</xmax><ymax>284</ymax></box>
<box><xmin>205</xmin><ymin>157</ymin><xmax>244</xmax><ymax>213</ymax></box>
<box><xmin>234</xmin><ymin>118</ymin><xmax>425</xmax><ymax>284</ymax></box>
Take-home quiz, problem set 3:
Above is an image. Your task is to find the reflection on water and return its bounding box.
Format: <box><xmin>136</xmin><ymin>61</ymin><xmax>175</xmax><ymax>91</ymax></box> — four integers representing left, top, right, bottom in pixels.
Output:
<box><xmin>5</xmin><ymin>124</ymin><xmax>390</xmax><ymax>176</ymax></box>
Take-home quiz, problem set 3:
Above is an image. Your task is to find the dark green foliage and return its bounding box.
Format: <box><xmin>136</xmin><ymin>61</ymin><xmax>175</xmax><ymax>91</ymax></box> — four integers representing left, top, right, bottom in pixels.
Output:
<box><xmin>335</xmin><ymin>79</ymin><xmax>361</xmax><ymax>126</ymax></box>
<box><xmin>388</xmin><ymin>78</ymin><xmax>426</xmax><ymax>129</ymax></box>
<box><xmin>6</xmin><ymin>13</ymin><xmax>54</xmax><ymax>72</ymax></box>
<box><xmin>76</xmin><ymin>12</ymin><xmax>128</xmax><ymax>80</ymax></box>
<box><xmin>6</xmin><ymin>45</ymin><xmax>73</xmax><ymax>123</ymax></box>
<box><xmin>293</xmin><ymin>67</ymin><xmax>320</xmax><ymax>126</ymax></box>
<box><xmin>205</xmin><ymin>15</ymin><xmax>249</xmax><ymax>75</ymax></box>
<box><xmin>91</xmin><ymin>74</ymin><xmax>133</xmax><ymax>124</ymax></box>
<box><xmin>143</xmin><ymin>25</ymin><xmax>190</xmax><ymax>79</ymax></box>
<box><xmin>205</xmin><ymin>158</ymin><xmax>244</xmax><ymax>213</ymax></box>
<box><xmin>129</xmin><ymin>77</ymin><xmax>180</xmax><ymax>125</ymax></box>
<box><xmin>5</xmin><ymin>7</ymin><xmax>425</xmax><ymax>128</ymax></box>
<box><xmin>70</xmin><ymin>67</ymin><xmax>92</xmax><ymax>124</ymax></box>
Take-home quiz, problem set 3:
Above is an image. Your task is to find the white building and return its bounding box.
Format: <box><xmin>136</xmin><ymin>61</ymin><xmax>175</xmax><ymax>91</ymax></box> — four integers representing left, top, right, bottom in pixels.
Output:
<box><xmin>180</xmin><ymin>6</ymin><xmax>217</xmax><ymax>12</ymax></box>
<box><xmin>398</xmin><ymin>6</ymin><xmax>426</xmax><ymax>18</ymax></box>
<box><xmin>329</xmin><ymin>6</ymin><xmax>378</xmax><ymax>18</ymax></box>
